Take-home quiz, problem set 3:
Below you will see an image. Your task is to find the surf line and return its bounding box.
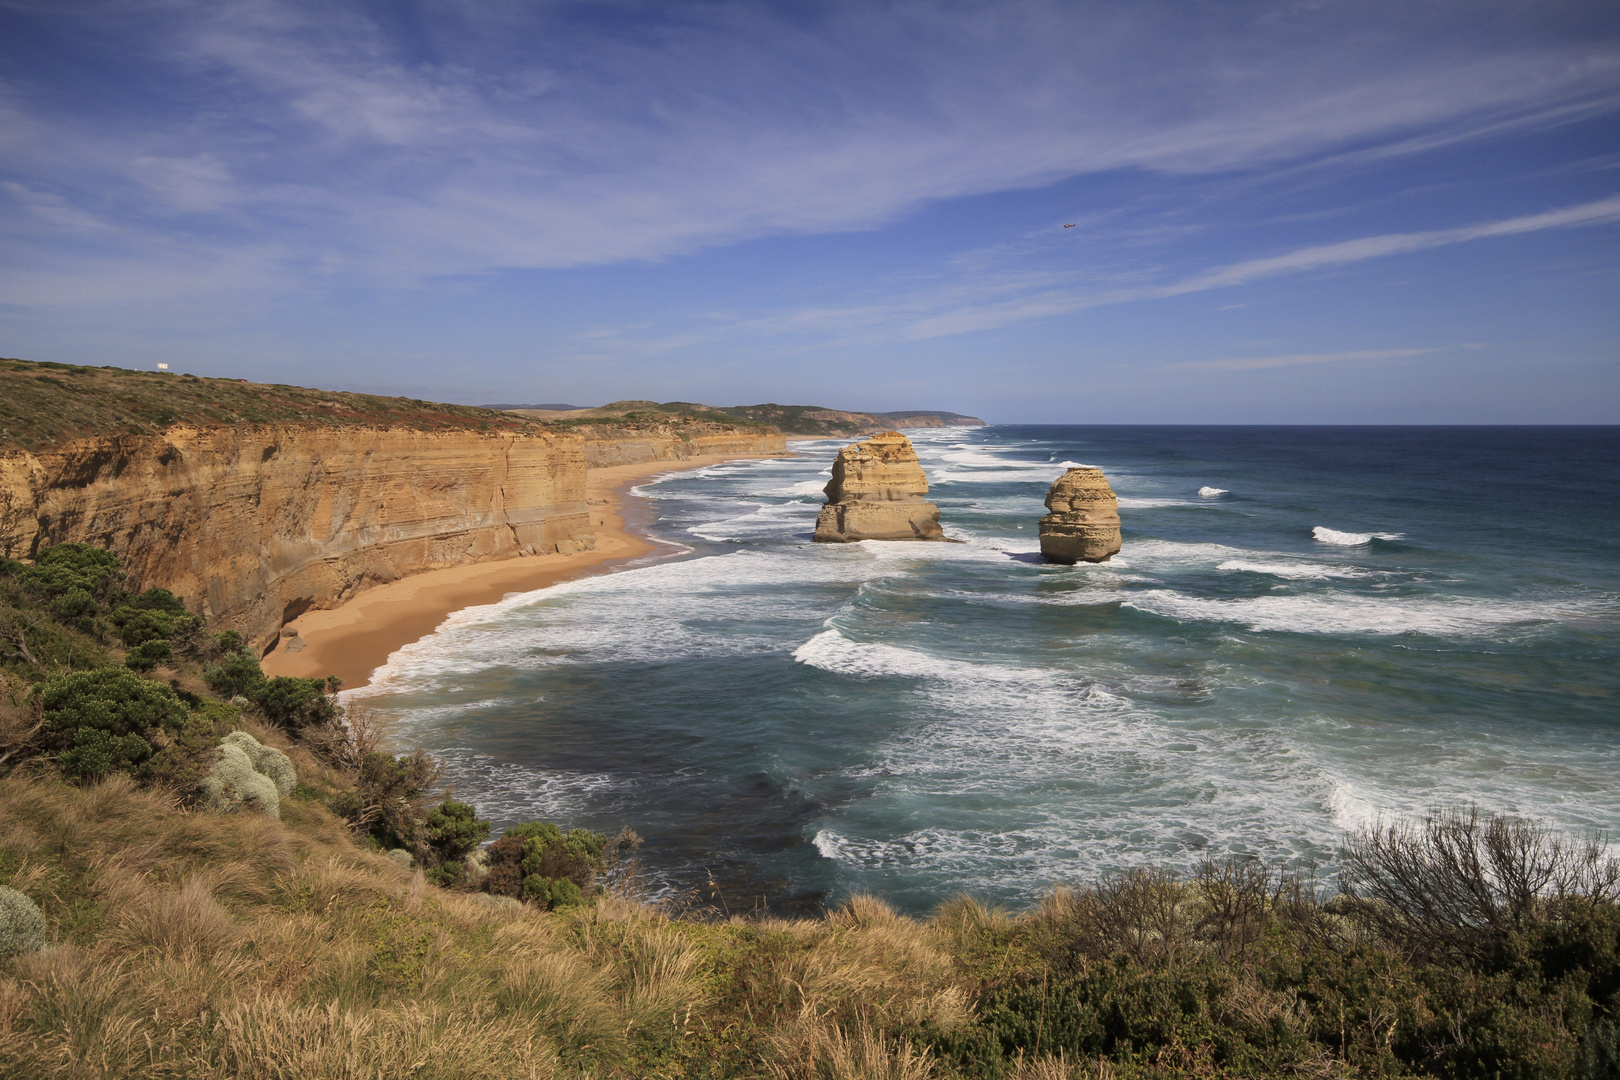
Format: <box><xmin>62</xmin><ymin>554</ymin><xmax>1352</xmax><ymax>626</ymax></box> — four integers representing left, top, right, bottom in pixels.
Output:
<box><xmin>263</xmin><ymin>451</ymin><xmax>791</xmax><ymax>690</ymax></box>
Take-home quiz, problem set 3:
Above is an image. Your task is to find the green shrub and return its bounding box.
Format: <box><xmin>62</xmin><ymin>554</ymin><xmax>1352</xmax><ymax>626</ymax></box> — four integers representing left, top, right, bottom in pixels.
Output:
<box><xmin>41</xmin><ymin>666</ymin><xmax>189</xmax><ymax>779</ymax></box>
<box><xmin>202</xmin><ymin>648</ymin><xmax>334</xmax><ymax>730</ymax></box>
<box><xmin>522</xmin><ymin>874</ymin><xmax>585</xmax><ymax>909</ymax></box>
<box><xmin>482</xmin><ymin>820</ymin><xmax>609</xmax><ymax>909</ymax></box>
<box><xmin>111</xmin><ymin>587</ymin><xmax>185</xmax><ymax>642</ymax></box>
<box><xmin>123</xmin><ymin>638</ymin><xmax>172</xmax><ymax>671</ymax></box>
<box><xmin>421</xmin><ymin>799</ymin><xmax>491</xmax><ymax>888</ymax></box>
<box><xmin>203</xmin><ymin>649</ymin><xmax>267</xmax><ymax>701</ymax></box>
<box><xmin>0</xmin><ymin>886</ymin><xmax>46</xmax><ymax>958</ymax></box>
<box><xmin>18</xmin><ymin>543</ymin><xmax>124</xmax><ymax>601</ymax></box>
<box><xmin>1580</xmin><ymin>1020</ymin><xmax>1620</xmax><ymax>1080</ymax></box>
<box><xmin>427</xmin><ymin>799</ymin><xmax>490</xmax><ymax>864</ymax></box>
<box><xmin>48</xmin><ymin>587</ymin><xmax>99</xmax><ymax>625</ymax></box>
<box><xmin>142</xmin><ymin>702</ymin><xmax>239</xmax><ymax>798</ymax></box>
<box><xmin>254</xmin><ymin>674</ymin><xmax>336</xmax><ymax>731</ymax></box>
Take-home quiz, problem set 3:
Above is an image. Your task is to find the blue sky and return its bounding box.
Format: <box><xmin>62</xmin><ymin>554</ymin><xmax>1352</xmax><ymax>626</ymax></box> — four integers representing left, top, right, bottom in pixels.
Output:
<box><xmin>2</xmin><ymin>1</ymin><xmax>1617</xmax><ymax>422</ymax></box>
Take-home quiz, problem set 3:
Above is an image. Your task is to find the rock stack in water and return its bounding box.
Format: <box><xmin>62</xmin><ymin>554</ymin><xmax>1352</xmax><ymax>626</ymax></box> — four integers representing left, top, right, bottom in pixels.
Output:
<box><xmin>813</xmin><ymin>431</ymin><xmax>946</xmax><ymax>543</ymax></box>
<box><xmin>1039</xmin><ymin>466</ymin><xmax>1122</xmax><ymax>563</ymax></box>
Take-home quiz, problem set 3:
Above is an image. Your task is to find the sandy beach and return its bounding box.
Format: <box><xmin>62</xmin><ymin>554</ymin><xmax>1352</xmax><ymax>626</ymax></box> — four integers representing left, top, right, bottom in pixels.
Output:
<box><xmin>261</xmin><ymin>452</ymin><xmax>786</xmax><ymax>690</ymax></box>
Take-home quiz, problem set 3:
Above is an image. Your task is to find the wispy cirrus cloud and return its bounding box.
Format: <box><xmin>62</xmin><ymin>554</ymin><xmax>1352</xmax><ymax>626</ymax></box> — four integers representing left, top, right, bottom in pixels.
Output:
<box><xmin>896</xmin><ymin>194</ymin><xmax>1620</xmax><ymax>340</ymax></box>
<box><xmin>2</xmin><ymin>0</ymin><xmax>1618</xmax><ymax>300</ymax></box>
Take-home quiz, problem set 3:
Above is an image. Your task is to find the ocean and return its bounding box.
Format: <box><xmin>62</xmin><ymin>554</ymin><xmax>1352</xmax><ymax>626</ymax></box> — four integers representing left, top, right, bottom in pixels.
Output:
<box><xmin>353</xmin><ymin>426</ymin><xmax>1620</xmax><ymax>915</ymax></box>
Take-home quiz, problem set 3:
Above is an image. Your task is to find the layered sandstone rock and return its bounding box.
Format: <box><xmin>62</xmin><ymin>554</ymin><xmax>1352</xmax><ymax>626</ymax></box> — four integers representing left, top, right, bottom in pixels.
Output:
<box><xmin>578</xmin><ymin>423</ymin><xmax>786</xmax><ymax>468</ymax></box>
<box><xmin>0</xmin><ymin>425</ymin><xmax>594</xmax><ymax>654</ymax></box>
<box><xmin>813</xmin><ymin>431</ymin><xmax>945</xmax><ymax>543</ymax></box>
<box><xmin>1039</xmin><ymin>467</ymin><xmax>1122</xmax><ymax>563</ymax></box>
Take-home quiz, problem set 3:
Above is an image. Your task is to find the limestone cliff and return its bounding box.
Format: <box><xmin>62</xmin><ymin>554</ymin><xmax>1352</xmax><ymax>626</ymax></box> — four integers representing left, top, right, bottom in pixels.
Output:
<box><xmin>813</xmin><ymin>432</ymin><xmax>945</xmax><ymax>543</ymax></box>
<box><xmin>0</xmin><ymin>425</ymin><xmax>592</xmax><ymax>655</ymax></box>
<box><xmin>578</xmin><ymin>423</ymin><xmax>787</xmax><ymax>468</ymax></box>
<box><xmin>1039</xmin><ymin>467</ymin><xmax>1122</xmax><ymax>563</ymax></box>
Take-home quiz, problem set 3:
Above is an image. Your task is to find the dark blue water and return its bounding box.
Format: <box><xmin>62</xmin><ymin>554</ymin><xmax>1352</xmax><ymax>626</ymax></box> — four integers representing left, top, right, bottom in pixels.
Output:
<box><xmin>354</xmin><ymin>426</ymin><xmax>1620</xmax><ymax>915</ymax></box>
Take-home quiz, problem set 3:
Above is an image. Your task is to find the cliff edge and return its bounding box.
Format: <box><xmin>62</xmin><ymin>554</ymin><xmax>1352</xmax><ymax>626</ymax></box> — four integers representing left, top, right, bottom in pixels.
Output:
<box><xmin>0</xmin><ymin>424</ymin><xmax>592</xmax><ymax>655</ymax></box>
<box><xmin>0</xmin><ymin>360</ymin><xmax>783</xmax><ymax>654</ymax></box>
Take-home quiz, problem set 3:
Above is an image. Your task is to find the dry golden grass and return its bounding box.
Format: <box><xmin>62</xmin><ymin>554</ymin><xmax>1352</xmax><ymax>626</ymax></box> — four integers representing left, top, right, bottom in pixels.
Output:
<box><xmin>0</xmin><ymin>775</ymin><xmax>981</xmax><ymax>1078</ymax></box>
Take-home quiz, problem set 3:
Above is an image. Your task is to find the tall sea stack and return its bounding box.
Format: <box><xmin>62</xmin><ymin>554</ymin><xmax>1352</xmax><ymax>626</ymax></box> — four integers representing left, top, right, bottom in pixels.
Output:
<box><xmin>813</xmin><ymin>431</ymin><xmax>945</xmax><ymax>543</ymax></box>
<box><xmin>1039</xmin><ymin>466</ymin><xmax>1122</xmax><ymax>563</ymax></box>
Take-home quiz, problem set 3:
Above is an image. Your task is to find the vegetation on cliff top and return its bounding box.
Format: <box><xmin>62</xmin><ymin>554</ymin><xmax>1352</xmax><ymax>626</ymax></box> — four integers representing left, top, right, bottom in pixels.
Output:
<box><xmin>0</xmin><ymin>357</ymin><xmax>562</xmax><ymax>451</ymax></box>
<box><xmin>0</xmin><ymin>360</ymin><xmax>777</xmax><ymax>453</ymax></box>
<box><xmin>501</xmin><ymin>399</ymin><xmax>985</xmax><ymax>437</ymax></box>
<box><xmin>3</xmin><ymin>543</ymin><xmax>1620</xmax><ymax>1078</ymax></box>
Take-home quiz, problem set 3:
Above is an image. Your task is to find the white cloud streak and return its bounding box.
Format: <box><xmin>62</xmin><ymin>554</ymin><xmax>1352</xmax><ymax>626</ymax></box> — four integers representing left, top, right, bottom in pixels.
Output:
<box><xmin>900</xmin><ymin>194</ymin><xmax>1620</xmax><ymax>339</ymax></box>
<box><xmin>1</xmin><ymin>0</ymin><xmax>1617</xmax><ymax>302</ymax></box>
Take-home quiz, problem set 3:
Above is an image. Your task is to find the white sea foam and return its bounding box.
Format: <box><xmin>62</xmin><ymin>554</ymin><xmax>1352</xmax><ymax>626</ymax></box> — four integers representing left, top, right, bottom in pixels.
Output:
<box><xmin>1117</xmin><ymin>497</ymin><xmax>1197</xmax><ymax>508</ymax></box>
<box><xmin>792</xmin><ymin>627</ymin><xmax>1040</xmax><ymax>684</ymax></box>
<box><xmin>360</xmin><ymin>549</ymin><xmax>875</xmax><ymax>694</ymax></box>
<box><xmin>1216</xmin><ymin>559</ymin><xmax>1373</xmax><ymax>580</ymax></box>
<box><xmin>1123</xmin><ymin>589</ymin><xmax>1596</xmax><ymax>637</ymax></box>
<box><xmin>1312</xmin><ymin>526</ymin><xmax>1405</xmax><ymax>545</ymax></box>
<box><xmin>687</xmin><ymin>499</ymin><xmax>818</xmax><ymax>541</ymax></box>
<box><xmin>416</xmin><ymin>752</ymin><xmax>626</xmax><ymax>825</ymax></box>
<box><xmin>1198</xmin><ymin>486</ymin><xmax>1228</xmax><ymax>497</ymax></box>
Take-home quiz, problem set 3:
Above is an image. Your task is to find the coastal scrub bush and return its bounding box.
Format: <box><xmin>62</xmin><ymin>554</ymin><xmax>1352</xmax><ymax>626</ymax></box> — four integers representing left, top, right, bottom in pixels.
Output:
<box><xmin>255</xmin><ymin>673</ymin><xmax>337</xmax><ymax>731</ymax></box>
<box><xmin>141</xmin><ymin>700</ymin><xmax>240</xmax><ymax>798</ymax></box>
<box><xmin>482</xmin><ymin>821</ymin><xmax>610</xmax><ymax>909</ymax></box>
<box><xmin>16</xmin><ymin>543</ymin><xmax>124</xmax><ymax>602</ymax></box>
<box><xmin>48</xmin><ymin>587</ymin><xmax>99</xmax><ymax>628</ymax></box>
<box><xmin>111</xmin><ymin>586</ymin><xmax>187</xmax><ymax>645</ymax></box>
<box><xmin>424</xmin><ymin>798</ymin><xmax>490</xmax><ymax>887</ymax></box>
<box><xmin>221</xmin><ymin>729</ymin><xmax>296</xmax><ymax>795</ymax></box>
<box><xmin>41</xmin><ymin>666</ymin><xmax>188</xmax><ymax>779</ymax></box>
<box><xmin>1342</xmin><ymin>805</ymin><xmax>1620</xmax><ymax>960</ymax></box>
<box><xmin>328</xmin><ymin>749</ymin><xmax>441</xmax><ymax>853</ymax></box>
<box><xmin>203</xmin><ymin>647</ymin><xmax>335</xmax><ymax>730</ymax></box>
<box><xmin>200</xmin><ymin>741</ymin><xmax>281</xmax><ymax>817</ymax></box>
<box><xmin>203</xmin><ymin>648</ymin><xmax>266</xmax><ymax>700</ymax></box>
<box><xmin>123</xmin><ymin>637</ymin><xmax>172</xmax><ymax>671</ymax></box>
<box><xmin>0</xmin><ymin>885</ymin><xmax>46</xmax><ymax>957</ymax></box>
<box><xmin>109</xmin><ymin>585</ymin><xmax>204</xmax><ymax>666</ymax></box>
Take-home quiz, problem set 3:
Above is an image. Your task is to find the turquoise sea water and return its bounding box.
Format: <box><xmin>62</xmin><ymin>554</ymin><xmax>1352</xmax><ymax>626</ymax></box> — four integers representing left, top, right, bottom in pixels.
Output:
<box><xmin>354</xmin><ymin>426</ymin><xmax>1620</xmax><ymax>915</ymax></box>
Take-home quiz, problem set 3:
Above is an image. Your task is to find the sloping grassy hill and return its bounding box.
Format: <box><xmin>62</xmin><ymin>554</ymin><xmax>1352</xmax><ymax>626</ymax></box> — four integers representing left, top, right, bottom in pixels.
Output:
<box><xmin>0</xmin><ymin>358</ymin><xmax>555</xmax><ymax>452</ymax></box>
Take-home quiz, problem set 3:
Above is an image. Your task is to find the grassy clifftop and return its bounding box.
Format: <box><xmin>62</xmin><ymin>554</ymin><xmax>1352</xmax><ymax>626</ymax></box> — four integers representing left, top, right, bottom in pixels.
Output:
<box><xmin>0</xmin><ymin>359</ymin><xmax>559</xmax><ymax>451</ymax></box>
<box><xmin>501</xmin><ymin>400</ymin><xmax>986</xmax><ymax>437</ymax></box>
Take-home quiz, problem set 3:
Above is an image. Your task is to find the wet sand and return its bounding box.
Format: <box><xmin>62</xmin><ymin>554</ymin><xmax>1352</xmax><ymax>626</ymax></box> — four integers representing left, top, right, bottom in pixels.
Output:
<box><xmin>261</xmin><ymin>452</ymin><xmax>785</xmax><ymax>689</ymax></box>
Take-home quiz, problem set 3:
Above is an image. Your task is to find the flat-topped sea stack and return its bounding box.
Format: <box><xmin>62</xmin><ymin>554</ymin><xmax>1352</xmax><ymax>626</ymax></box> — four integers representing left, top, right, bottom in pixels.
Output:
<box><xmin>813</xmin><ymin>431</ymin><xmax>945</xmax><ymax>543</ymax></box>
<box><xmin>1039</xmin><ymin>466</ymin><xmax>1122</xmax><ymax>563</ymax></box>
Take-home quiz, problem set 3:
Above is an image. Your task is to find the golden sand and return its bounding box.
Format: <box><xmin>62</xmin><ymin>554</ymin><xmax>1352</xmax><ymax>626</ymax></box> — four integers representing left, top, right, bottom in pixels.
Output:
<box><xmin>260</xmin><ymin>453</ymin><xmax>785</xmax><ymax>689</ymax></box>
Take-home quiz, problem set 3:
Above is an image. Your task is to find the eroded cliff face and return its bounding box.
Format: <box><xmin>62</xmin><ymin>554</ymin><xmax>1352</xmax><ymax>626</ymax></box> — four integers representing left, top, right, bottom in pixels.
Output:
<box><xmin>1039</xmin><ymin>466</ymin><xmax>1122</xmax><ymax>564</ymax></box>
<box><xmin>813</xmin><ymin>431</ymin><xmax>945</xmax><ymax>542</ymax></box>
<box><xmin>579</xmin><ymin>423</ymin><xmax>786</xmax><ymax>467</ymax></box>
<box><xmin>0</xmin><ymin>425</ymin><xmax>593</xmax><ymax>654</ymax></box>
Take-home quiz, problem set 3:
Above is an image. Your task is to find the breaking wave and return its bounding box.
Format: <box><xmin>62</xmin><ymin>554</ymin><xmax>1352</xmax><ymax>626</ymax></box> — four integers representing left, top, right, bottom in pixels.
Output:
<box><xmin>1313</xmin><ymin>526</ymin><xmax>1405</xmax><ymax>545</ymax></box>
